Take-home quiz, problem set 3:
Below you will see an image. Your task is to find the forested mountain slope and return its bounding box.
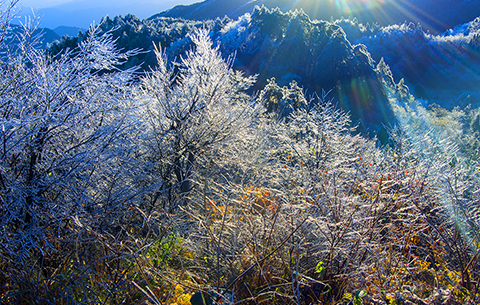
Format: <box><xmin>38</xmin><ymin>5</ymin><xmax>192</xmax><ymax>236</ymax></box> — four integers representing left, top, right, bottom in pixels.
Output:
<box><xmin>154</xmin><ymin>0</ymin><xmax>480</xmax><ymax>33</ymax></box>
<box><xmin>51</xmin><ymin>8</ymin><xmax>398</xmax><ymax>136</ymax></box>
<box><xmin>50</xmin><ymin>5</ymin><xmax>480</xmax><ymax>135</ymax></box>
<box><xmin>5</xmin><ymin>23</ymin><xmax>61</xmax><ymax>49</ymax></box>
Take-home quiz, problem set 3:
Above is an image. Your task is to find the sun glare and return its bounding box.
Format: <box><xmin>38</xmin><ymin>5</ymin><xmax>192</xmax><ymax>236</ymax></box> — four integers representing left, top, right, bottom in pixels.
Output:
<box><xmin>330</xmin><ymin>0</ymin><xmax>387</xmax><ymax>14</ymax></box>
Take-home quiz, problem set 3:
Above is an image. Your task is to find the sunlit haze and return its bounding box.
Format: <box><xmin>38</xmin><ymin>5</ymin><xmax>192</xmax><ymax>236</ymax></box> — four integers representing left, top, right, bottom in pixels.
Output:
<box><xmin>19</xmin><ymin>0</ymin><xmax>73</xmax><ymax>8</ymax></box>
<box><xmin>14</xmin><ymin>0</ymin><xmax>199</xmax><ymax>28</ymax></box>
<box><xmin>18</xmin><ymin>0</ymin><xmax>197</xmax><ymax>9</ymax></box>
<box><xmin>330</xmin><ymin>0</ymin><xmax>387</xmax><ymax>13</ymax></box>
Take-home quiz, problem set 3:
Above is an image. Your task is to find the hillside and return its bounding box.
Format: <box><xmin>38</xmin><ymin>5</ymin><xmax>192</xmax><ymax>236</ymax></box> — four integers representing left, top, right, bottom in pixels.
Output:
<box><xmin>50</xmin><ymin>9</ymin><xmax>398</xmax><ymax>137</ymax></box>
<box><xmin>53</xmin><ymin>26</ymin><xmax>85</xmax><ymax>37</ymax></box>
<box><xmin>4</xmin><ymin>23</ymin><xmax>60</xmax><ymax>48</ymax></box>
<box><xmin>50</xmin><ymin>6</ymin><xmax>480</xmax><ymax>134</ymax></box>
<box><xmin>153</xmin><ymin>0</ymin><xmax>480</xmax><ymax>33</ymax></box>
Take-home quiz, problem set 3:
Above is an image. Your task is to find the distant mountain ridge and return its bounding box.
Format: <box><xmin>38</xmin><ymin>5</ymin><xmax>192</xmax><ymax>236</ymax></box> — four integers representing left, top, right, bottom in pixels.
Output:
<box><xmin>14</xmin><ymin>0</ymin><xmax>195</xmax><ymax>29</ymax></box>
<box><xmin>48</xmin><ymin>4</ymin><xmax>480</xmax><ymax>136</ymax></box>
<box><xmin>51</xmin><ymin>8</ymin><xmax>399</xmax><ymax>135</ymax></box>
<box><xmin>153</xmin><ymin>0</ymin><xmax>480</xmax><ymax>33</ymax></box>
<box><xmin>4</xmin><ymin>24</ymin><xmax>60</xmax><ymax>49</ymax></box>
<box><xmin>53</xmin><ymin>26</ymin><xmax>85</xmax><ymax>37</ymax></box>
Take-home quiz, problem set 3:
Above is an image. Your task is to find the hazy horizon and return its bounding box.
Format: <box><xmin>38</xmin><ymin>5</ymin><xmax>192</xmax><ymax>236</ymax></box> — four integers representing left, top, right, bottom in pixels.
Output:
<box><xmin>19</xmin><ymin>0</ymin><xmax>198</xmax><ymax>9</ymax></box>
<box><xmin>13</xmin><ymin>0</ymin><xmax>199</xmax><ymax>28</ymax></box>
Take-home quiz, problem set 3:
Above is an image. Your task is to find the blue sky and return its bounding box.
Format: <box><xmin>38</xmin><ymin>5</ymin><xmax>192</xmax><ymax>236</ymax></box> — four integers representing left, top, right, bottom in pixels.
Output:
<box><xmin>20</xmin><ymin>0</ymin><xmax>74</xmax><ymax>8</ymax></box>
<box><xmin>19</xmin><ymin>0</ymin><xmax>197</xmax><ymax>9</ymax></box>
<box><xmin>14</xmin><ymin>0</ymin><xmax>199</xmax><ymax>28</ymax></box>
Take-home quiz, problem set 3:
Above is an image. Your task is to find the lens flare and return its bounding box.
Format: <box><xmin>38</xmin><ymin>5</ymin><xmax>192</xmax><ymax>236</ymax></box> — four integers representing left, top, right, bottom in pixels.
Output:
<box><xmin>330</xmin><ymin>0</ymin><xmax>386</xmax><ymax>15</ymax></box>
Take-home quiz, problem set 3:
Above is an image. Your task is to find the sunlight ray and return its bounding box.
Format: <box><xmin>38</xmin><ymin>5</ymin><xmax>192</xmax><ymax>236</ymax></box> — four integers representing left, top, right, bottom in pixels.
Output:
<box><xmin>330</xmin><ymin>0</ymin><xmax>386</xmax><ymax>14</ymax></box>
<box><xmin>397</xmin><ymin>0</ymin><xmax>450</xmax><ymax>31</ymax></box>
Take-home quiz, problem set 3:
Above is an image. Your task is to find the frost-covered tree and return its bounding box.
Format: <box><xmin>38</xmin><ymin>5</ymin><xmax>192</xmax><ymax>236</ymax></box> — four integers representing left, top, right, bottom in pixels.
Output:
<box><xmin>0</xmin><ymin>11</ymin><xmax>141</xmax><ymax>264</ymax></box>
<box><xmin>0</xmin><ymin>0</ymin><xmax>17</xmax><ymax>47</ymax></box>
<box><xmin>140</xmin><ymin>29</ymin><xmax>259</xmax><ymax>211</ymax></box>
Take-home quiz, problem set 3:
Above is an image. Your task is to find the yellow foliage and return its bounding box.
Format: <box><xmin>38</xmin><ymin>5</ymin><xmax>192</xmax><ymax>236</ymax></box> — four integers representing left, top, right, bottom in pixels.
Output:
<box><xmin>166</xmin><ymin>285</ymin><xmax>192</xmax><ymax>305</ymax></box>
<box><xmin>240</xmin><ymin>186</ymin><xmax>279</xmax><ymax>214</ymax></box>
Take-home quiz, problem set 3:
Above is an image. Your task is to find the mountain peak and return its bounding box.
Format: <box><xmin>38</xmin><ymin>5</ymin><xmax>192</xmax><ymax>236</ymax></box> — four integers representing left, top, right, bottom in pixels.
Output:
<box><xmin>155</xmin><ymin>0</ymin><xmax>480</xmax><ymax>34</ymax></box>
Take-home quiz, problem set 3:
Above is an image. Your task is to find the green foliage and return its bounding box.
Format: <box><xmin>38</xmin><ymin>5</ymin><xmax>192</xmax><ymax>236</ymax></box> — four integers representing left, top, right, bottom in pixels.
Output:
<box><xmin>315</xmin><ymin>261</ymin><xmax>325</xmax><ymax>276</ymax></box>
<box><xmin>145</xmin><ymin>233</ymin><xmax>184</xmax><ymax>268</ymax></box>
<box><xmin>344</xmin><ymin>290</ymin><xmax>367</xmax><ymax>305</ymax></box>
